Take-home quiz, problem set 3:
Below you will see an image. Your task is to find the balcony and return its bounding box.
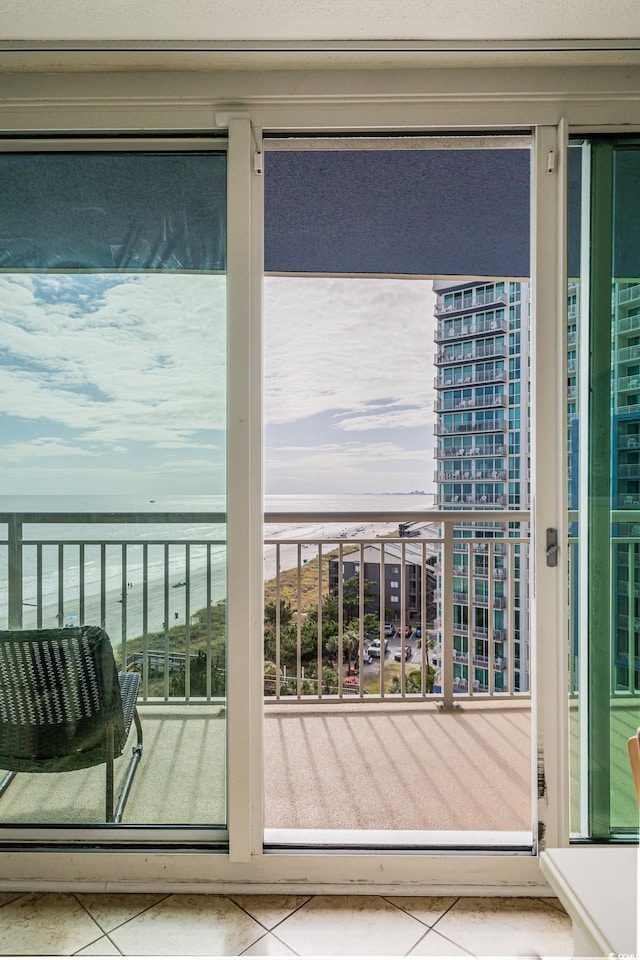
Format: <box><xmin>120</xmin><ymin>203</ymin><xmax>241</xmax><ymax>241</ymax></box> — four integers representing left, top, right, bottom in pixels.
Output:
<box><xmin>435</xmin><ymin>368</ymin><xmax>507</xmax><ymax>388</ymax></box>
<box><xmin>435</xmin><ymin>289</ymin><xmax>509</xmax><ymax>316</ymax></box>
<box><xmin>617</xmin><ymin>282</ymin><xmax>640</xmax><ymax>307</ymax></box>
<box><xmin>618</xmin><ymin>434</ymin><xmax>640</xmax><ymax>451</ymax></box>
<box><xmin>434</xmin><ymin>314</ymin><xmax>508</xmax><ymax>344</ymax></box>
<box><xmin>435</xmin><ymin>494</ymin><xmax>506</xmax><ymax>506</ymax></box>
<box><xmin>0</xmin><ymin>509</ymin><xmax>531</xmax><ymax>833</ymax></box>
<box><xmin>433</xmin><ymin>640</ymin><xmax>506</xmax><ymax>665</ymax></box>
<box><xmin>617</xmin><ymin>373</ymin><xmax>640</xmax><ymax>393</ymax></box>
<box><xmin>618</xmin><ymin>493</ymin><xmax>640</xmax><ymax>508</ymax></box>
<box><xmin>434</xmin><ymin>418</ymin><xmax>506</xmax><ymax>436</ymax></box>
<box><xmin>435</xmin><ymin>442</ymin><xmax>506</xmax><ymax>459</ymax></box>
<box><xmin>434</xmin><ymin>394</ymin><xmax>507</xmax><ymax>413</ymax></box>
<box><xmin>435</xmin><ymin>469</ymin><xmax>507</xmax><ymax>482</ymax></box>
<box><xmin>618</xmin><ymin>464</ymin><xmax>640</xmax><ymax>478</ymax></box>
<box><xmin>617</xmin><ymin>344</ymin><xmax>640</xmax><ymax>364</ymax></box>
<box><xmin>618</xmin><ymin>314</ymin><xmax>640</xmax><ymax>335</ymax></box>
<box><xmin>435</xmin><ymin>342</ymin><xmax>507</xmax><ymax>365</ymax></box>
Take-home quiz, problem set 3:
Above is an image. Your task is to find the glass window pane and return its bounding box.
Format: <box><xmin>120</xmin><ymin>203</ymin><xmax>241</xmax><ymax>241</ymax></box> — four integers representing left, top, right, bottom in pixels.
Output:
<box><xmin>570</xmin><ymin>139</ymin><xmax>640</xmax><ymax>841</ymax></box>
<box><xmin>0</xmin><ymin>150</ymin><xmax>228</xmax><ymax>831</ymax></box>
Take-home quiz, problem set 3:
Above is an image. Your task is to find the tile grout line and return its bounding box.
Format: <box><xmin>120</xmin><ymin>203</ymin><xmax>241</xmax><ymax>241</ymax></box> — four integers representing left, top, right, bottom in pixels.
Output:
<box><xmin>71</xmin><ymin>892</ymin><xmax>172</xmax><ymax>955</ymax></box>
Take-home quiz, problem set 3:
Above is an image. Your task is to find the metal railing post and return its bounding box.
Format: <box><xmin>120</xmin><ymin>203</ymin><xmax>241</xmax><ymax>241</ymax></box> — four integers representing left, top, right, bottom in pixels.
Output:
<box><xmin>8</xmin><ymin>515</ymin><xmax>23</xmax><ymax>630</ymax></box>
<box><xmin>441</xmin><ymin>519</ymin><xmax>455</xmax><ymax>708</ymax></box>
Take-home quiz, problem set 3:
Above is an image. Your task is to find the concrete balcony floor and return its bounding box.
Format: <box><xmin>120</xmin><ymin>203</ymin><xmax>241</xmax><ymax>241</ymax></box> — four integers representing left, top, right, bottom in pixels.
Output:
<box><xmin>0</xmin><ymin>699</ymin><xmax>531</xmax><ymax>834</ymax></box>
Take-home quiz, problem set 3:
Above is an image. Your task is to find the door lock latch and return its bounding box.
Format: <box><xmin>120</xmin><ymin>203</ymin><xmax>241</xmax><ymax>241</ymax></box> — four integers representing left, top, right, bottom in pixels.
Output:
<box><xmin>546</xmin><ymin>528</ymin><xmax>558</xmax><ymax>567</ymax></box>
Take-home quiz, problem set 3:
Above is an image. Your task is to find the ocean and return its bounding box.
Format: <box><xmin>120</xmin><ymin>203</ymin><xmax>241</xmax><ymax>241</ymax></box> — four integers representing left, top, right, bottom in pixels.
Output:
<box><xmin>0</xmin><ymin>493</ymin><xmax>435</xmax><ymax>639</ymax></box>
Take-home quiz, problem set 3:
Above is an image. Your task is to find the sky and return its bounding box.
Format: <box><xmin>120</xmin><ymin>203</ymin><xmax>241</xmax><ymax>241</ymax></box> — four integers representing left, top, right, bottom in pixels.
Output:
<box><xmin>0</xmin><ymin>272</ymin><xmax>437</xmax><ymax>499</ymax></box>
<box><xmin>264</xmin><ymin>276</ymin><xmax>437</xmax><ymax>495</ymax></box>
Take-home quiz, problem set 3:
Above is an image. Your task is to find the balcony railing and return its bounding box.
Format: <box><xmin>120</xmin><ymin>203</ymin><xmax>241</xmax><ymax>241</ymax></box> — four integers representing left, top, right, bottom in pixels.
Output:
<box><xmin>617</xmin><ymin>374</ymin><xmax>640</xmax><ymax>393</ymax></box>
<box><xmin>1</xmin><ymin>509</ymin><xmax>530</xmax><ymax>708</ymax></box>
<box><xmin>435</xmin><ymin>290</ymin><xmax>509</xmax><ymax>315</ymax></box>
<box><xmin>435</xmin><ymin>494</ymin><xmax>506</xmax><ymax>506</ymax></box>
<box><xmin>433</xmin><ymin>644</ymin><xmax>506</xmax><ymax>671</ymax></box>
<box><xmin>619</xmin><ymin>494</ymin><xmax>640</xmax><ymax>508</ymax></box>
<box><xmin>435</xmin><ymin>469</ymin><xmax>507</xmax><ymax>482</ymax></box>
<box><xmin>435</xmin><ymin>443</ymin><xmax>506</xmax><ymax>460</ymax></box>
<box><xmin>434</xmin><ymin>418</ymin><xmax>506</xmax><ymax>436</ymax></box>
<box><xmin>435</xmin><ymin>343</ymin><xmax>507</xmax><ymax>365</ymax></box>
<box><xmin>617</xmin><ymin>282</ymin><xmax>640</xmax><ymax>306</ymax></box>
<box><xmin>434</xmin><ymin>394</ymin><xmax>507</xmax><ymax>412</ymax></box>
<box><xmin>435</xmin><ymin>369</ymin><xmax>507</xmax><ymax>388</ymax></box>
<box><xmin>617</xmin><ymin>344</ymin><xmax>640</xmax><ymax>364</ymax></box>
<box><xmin>434</xmin><ymin>315</ymin><xmax>508</xmax><ymax>343</ymax></box>
<box><xmin>618</xmin><ymin>464</ymin><xmax>640</xmax><ymax>478</ymax></box>
<box><xmin>618</xmin><ymin>434</ymin><xmax>640</xmax><ymax>450</ymax></box>
<box><xmin>618</xmin><ymin>314</ymin><xmax>640</xmax><ymax>335</ymax></box>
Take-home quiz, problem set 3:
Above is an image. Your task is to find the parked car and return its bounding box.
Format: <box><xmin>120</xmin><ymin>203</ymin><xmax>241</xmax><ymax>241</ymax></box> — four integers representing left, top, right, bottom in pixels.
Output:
<box><xmin>415</xmin><ymin>625</ymin><xmax>422</xmax><ymax>639</ymax></box>
<box><xmin>384</xmin><ymin>623</ymin><xmax>396</xmax><ymax>637</ymax></box>
<box><xmin>394</xmin><ymin>645</ymin><xmax>413</xmax><ymax>661</ymax></box>
<box><xmin>367</xmin><ymin>638</ymin><xmax>385</xmax><ymax>658</ymax></box>
<box><xmin>403</xmin><ymin>625</ymin><xmax>412</xmax><ymax>638</ymax></box>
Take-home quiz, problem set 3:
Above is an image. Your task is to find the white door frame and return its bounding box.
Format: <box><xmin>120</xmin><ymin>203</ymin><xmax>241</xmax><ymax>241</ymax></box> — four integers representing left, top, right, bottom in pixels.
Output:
<box><xmin>0</xmin><ymin>61</ymin><xmax>638</xmax><ymax>889</ymax></box>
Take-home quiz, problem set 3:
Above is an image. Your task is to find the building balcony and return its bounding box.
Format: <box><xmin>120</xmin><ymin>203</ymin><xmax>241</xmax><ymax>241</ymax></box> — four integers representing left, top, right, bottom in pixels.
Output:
<box><xmin>618</xmin><ymin>464</ymin><xmax>640</xmax><ymax>479</ymax></box>
<box><xmin>435</xmin><ymin>343</ymin><xmax>508</xmax><ymax>365</ymax></box>
<box><xmin>432</xmin><ymin>643</ymin><xmax>507</xmax><ymax>672</ymax></box>
<box><xmin>619</xmin><ymin>493</ymin><xmax>640</xmax><ymax>508</ymax></box>
<box><xmin>434</xmin><ymin>315</ymin><xmax>508</xmax><ymax>344</ymax></box>
<box><xmin>434</xmin><ymin>289</ymin><xmax>509</xmax><ymax>316</ymax></box>
<box><xmin>434</xmin><ymin>418</ymin><xmax>506</xmax><ymax>436</ymax></box>
<box><xmin>435</xmin><ymin>442</ymin><xmax>506</xmax><ymax>459</ymax></box>
<box><xmin>434</xmin><ymin>394</ymin><xmax>507</xmax><ymax>413</ymax></box>
<box><xmin>617</xmin><ymin>402</ymin><xmax>640</xmax><ymax>415</ymax></box>
<box><xmin>435</xmin><ymin>494</ymin><xmax>506</xmax><ymax>506</ymax></box>
<box><xmin>618</xmin><ymin>434</ymin><xmax>640</xmax><ymax>451</ymax></box>
<box><xmin>435</xmin><ymin>469</ymin><xmax>507</xmax><ymax>482</ymax></box>
<box><xmin>617</xmin><ymin>374</ymin><xmax>640</xmax><ymax>393</ymax></box>
<box><xmin>0</xmin><ymin>509</ymin><xmax>531</xmax><ymax>833</ymax></box>
<box><xmin>617</xmin><ymin>282</ymin><xmax>640</xmax><ymax>307</ymax></box>
<box><xmin>434</xmin><ymin>589</ymin><xmax>508</xmax><ymax>609</ymax></box>
<box><xmin>617</xmin><ymin>344</ymin><xmax>640</xmax><ymax>364</ymax></box>
<box><xmin>0</xmin><ymin>695</ymin><xmax>531</xmax><ymax>834</ymax></box>
<box><xmin>618</xmin><ymin>314</ymin><xmax>640</xmax><ymax>336</ymax></box>
<box><xmin>435</xmin><ymin>369</ymin><xmax>507</xmax><ymax>388</ymax></box>
<box><xmin>473</xmin><ymin>542</ymin><xmax>508</xmax><ymax>554</ymax></box>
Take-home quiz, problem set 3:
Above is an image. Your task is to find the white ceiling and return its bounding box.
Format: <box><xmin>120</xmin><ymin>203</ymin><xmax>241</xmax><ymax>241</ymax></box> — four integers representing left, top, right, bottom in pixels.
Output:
<box><xmin>0</xmin><ymin>0</ymin><xmax>639</xmax><ymax>43</ymax></box>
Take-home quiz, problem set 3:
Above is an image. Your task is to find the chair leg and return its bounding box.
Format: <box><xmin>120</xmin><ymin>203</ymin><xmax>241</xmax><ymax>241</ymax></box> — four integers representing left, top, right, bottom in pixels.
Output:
<box><xmin>113</xmin><ymin>708</ymin><xmax>143</xmax><ymax>825</ymax></box>
<box><xmin>0</xmin><ymin>770</ymin><xmax>17</xmax><ymax>800</ymax></box>
<box><xmin>105</xmin><ymin>721</ymin><xmax>115</xmax><ymax>823</ymax></box>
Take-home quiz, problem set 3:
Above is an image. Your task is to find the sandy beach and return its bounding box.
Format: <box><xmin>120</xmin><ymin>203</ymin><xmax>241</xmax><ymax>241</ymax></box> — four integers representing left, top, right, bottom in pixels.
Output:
<box><xmin>14</xmin><ymin>519</ymin><xmax>399</xmax><ymax>649</ymax></box>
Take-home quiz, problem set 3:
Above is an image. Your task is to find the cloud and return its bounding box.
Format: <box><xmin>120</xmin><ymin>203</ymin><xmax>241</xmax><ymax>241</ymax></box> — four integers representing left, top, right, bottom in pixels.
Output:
<box><xmin>334</xmin><ymin>404</ymin><xmax>434</xmax><ymax>432</ymax></box>
<box><xmin>264</xmin><ymin>276</ymin><xmax>436</xmax><ymax>428</ymax></box>
<box><xmin>266</xmin><ymin>438</ymin><xmax>436</xmax><ymax>495</ymax></box>
<box><xmin>0</xmin><ymin>273</ymin><xmax>227</xmax><ymax>448</ymax></box>
<box><xmin>0</xmin><ymin>436</ymin><xmax>102</xmax><ymax>462</ymax></box>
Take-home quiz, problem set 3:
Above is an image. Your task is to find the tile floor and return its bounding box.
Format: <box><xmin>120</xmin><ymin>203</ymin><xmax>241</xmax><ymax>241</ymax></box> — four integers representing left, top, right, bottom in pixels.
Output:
<box><xmin>0</xmin><ymin>891</ymin><xmax>573</xmax><ymax>957</ymax></box>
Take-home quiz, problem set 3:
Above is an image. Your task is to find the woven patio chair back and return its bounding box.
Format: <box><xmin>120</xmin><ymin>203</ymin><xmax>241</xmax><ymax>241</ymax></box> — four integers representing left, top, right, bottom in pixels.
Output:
<box><xmin>0</xmin><ymin>626</ymin><xmax>126</xmax><ymax>773</ymax></box>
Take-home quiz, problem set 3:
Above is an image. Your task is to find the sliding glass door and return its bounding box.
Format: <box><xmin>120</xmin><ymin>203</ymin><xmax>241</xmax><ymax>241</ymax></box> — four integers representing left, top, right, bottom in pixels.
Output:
<box><xmin>570</xmin><ymin>138</ymin><xmax>640</xmax><ymax>840</ymax></box>
<box><xmin>0</xmin><ymin>144</ymin><xmax>228</xmax><ymax>835</ymax></box>
<box><xmin>262</xmin><ymin>135</ymin><xmax>536</xmax><ymax>849</ymax></box>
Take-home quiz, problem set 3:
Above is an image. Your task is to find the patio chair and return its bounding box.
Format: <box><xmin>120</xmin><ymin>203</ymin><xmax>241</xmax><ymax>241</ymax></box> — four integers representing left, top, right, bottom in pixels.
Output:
<box><xmin>0</xmin><ymin>625</ymin><xmax>142</xmax><ymax>823</ymax></box>
<box><xmin>627</xmin><ymin>727</ymin><xmax>640</xmax><ymax>807</ymax></box>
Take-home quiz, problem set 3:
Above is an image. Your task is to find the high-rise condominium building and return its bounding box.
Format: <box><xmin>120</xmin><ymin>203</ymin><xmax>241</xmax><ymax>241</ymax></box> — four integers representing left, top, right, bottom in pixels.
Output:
<box><xmin>432</xmin><ymin>279</ymin><xmax>530</xmax><ymax>694</ymax></box>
